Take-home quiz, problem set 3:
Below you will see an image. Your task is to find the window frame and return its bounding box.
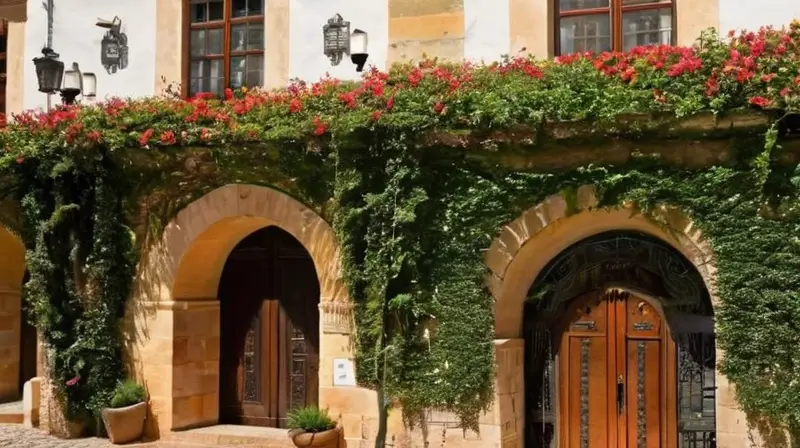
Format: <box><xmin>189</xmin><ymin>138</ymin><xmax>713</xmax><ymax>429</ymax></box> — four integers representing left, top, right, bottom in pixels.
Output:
<box><xmin>554</xmin><ymin>0</ymin><xmax>676</xmax><ymax>55</ymax></box>
<box><xmin>0</xmin><ymin>20</ymin><xmax>7</xmax><ymax>119</ymax></box>
<box><xmin>182</xmin><ymin>0</ymin><xmax>265</xmax><ymax>98</ymax></box>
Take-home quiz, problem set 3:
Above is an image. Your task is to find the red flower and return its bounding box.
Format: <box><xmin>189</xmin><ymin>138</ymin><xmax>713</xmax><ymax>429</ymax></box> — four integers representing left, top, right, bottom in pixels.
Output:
<box><xmin>15</xmin><ymin>156</ymin><xmax>24</xmax><ymax>165</ymax></box>
<box><xmin>408</xmin><ymin>68</ymin><xmax>423</xmax><ymax>87</ymax></box>
<box><xmin>386</xmin><ymin>97</ymin><xmax>395</xmax><ymax>111</ymax></box>
<box><xmin>780</xmin><ymin>87</ymin><xmax>791</xmax><ymax>97</ymax></box>
<box><xmin>66</xmin><ymin>375</ymin><xmax>80</xmax><ymax>386</ymax></box>
<box><xmin>433</xmin><ymin>102</ymin><xmax>445</xmax><ymax>114</ymax></box>
<box><xmin>761</xmin><ymin>73</ymin><xmax>776</xmax><ymax>83</ymax></box>
<box><xmin>160</xmin><ymin>130</ymin><xmax>177</xmax><ymax>145</ymax></box>
<box><xmin>139</xmin><ymin>128</ymin><xmax>154</xmax><ymax>147</ymax></box>
<box><xmin>312</xmin><ymin>116</ymin><xmax>327</xmax><ymax>136</ymax></box>
<box><xmin>749</xmin><ymin>96</ymin><xmax>770</xmax><ymax>108</ymax></box>
<box><xmin>224</xmin><ymin>88</ymin><xmax>233</xmax><ymax>100</ymax></box>
<box><xmin>371</xmin><ymin>110</ymin><xmax>383</xmax><ymax>121</ymax></box>
<box><xmin>86</xmin><ymin>130</ymin><xmax>102</xmax><ymax>142</ymax></box>
<box><xmin>289</xmin><ymin>98</ymin><xmax>302</xmax><ymax>113</ymax></box>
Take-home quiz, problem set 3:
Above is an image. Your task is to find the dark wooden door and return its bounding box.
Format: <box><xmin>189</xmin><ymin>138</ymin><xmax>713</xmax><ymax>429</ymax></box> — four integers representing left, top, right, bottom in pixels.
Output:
<box><xmin>558</xmin><ymin>289</ymin><xmax>677</xmax><ymax>448</ymax></box>
<box><xmin>219</xmin><ymin>227</ymin><xmax>320</xmax><ymax>427</ymax></box>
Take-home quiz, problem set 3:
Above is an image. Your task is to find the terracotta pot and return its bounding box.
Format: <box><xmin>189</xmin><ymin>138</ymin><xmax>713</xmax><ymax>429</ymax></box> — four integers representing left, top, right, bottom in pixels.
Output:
<box><xmin>101</xmin><ymin>401</ymin><xmax>147</xmax><ymax>444</ymax></box>
<box><xmin>288</xmin><ymin>427</ymin><xmax>341</xmax><ymax>448</ymax></box>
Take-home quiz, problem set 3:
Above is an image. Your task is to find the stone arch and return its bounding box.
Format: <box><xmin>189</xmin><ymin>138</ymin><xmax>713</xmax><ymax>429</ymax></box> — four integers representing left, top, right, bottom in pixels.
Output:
<box><xmin>134</xmin><ymin>184</ymin><xmax>358</xmax><ymax>435</ymax></box>
<box><xmin>483</xmin><ymin>185</ymin><xmax>756</xmax><ymax>448</ymax></box>
<box><xmin>151</xmin><ymin>184</ymin><xmax>347</xmax><ymax>303</ymax></box>
<box><xmin>0</xmin><ymin>225</ymin><xmax>26</xmax><ymax>401</ymax></box>
<box><xmin>486</xmin><ymin>185</ymin><xmax>715</xmax><ymax>339</ymax></box>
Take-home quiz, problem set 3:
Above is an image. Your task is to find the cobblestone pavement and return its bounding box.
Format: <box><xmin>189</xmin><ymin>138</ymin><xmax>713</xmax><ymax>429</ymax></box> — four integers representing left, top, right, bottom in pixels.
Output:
<box><xmin>0</xmin><ymin>424</ymin><xmax>116</xmax><ymax>447</ymax></box>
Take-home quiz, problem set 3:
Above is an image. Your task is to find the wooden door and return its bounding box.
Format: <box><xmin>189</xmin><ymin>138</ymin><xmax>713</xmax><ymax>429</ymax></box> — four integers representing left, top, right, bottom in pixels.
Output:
<box><xmin>558</xmin><ymin>289</ymin><xmax>677</xmax><ymax>448</ymax></box>
<box><xmin>219</xmin><ymin>227</ymin><xmax>320</xmax><ymax>427</ymax></box>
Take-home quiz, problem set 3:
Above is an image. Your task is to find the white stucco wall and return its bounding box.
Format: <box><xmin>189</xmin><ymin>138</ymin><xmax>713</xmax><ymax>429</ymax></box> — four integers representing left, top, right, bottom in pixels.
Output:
<box><xmin>719</xmin><ymin>0</ymin><xmax>800</xmax><ymax>34</ymax></box>
<box><xmin>464</xmin><ymin>0</ymin><xmax>511</xmax><ymax>63</ymax></box>
<box><xmin>23</xmin><ymin>0</ymin><xmax>156</xmax><ymax>110</ymax></box>
<box><xmin>288</xmin><ymin>0</ymin><xmax>389</xmax><ymax>83</ymax></box>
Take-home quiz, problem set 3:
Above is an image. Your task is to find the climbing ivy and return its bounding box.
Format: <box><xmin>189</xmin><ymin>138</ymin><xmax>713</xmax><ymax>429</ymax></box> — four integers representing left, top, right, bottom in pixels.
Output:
<box><xmin>0</xmin><ymin>23</ymin><xmax>799</xmax><ymax>438</ymax></box>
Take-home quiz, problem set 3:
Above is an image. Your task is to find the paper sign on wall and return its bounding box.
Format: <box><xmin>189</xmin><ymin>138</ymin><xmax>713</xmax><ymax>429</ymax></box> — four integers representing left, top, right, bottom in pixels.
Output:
<box><xmin>333</xmin><ymin>358</ymin><xmax>356</xmax><ymax>387</ymax></box>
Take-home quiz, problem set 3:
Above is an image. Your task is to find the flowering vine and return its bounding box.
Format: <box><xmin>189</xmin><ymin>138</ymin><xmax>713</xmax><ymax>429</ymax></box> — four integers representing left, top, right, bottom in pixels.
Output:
<box><xmin>0</xmin><ymin>23</ymin><xmax>799</xmax><ymax>434</ymax></box>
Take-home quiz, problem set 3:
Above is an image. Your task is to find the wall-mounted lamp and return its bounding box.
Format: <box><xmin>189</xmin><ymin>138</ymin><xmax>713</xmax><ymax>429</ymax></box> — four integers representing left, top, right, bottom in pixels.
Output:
<box><xmin>82</xmin><ymin>72</ymin><xmax>97</xmax><ymax>99</ymax></box>
<box><xmin>61</xmin><ymin>62</ymin><xmax>83</xmax><ymax>105</ymax></box>
<box><xmin>350</xmin><ymin>29</ymin><xmax>368</xmax><ymax>72</ymax></box>
<box><xmin>322</xmin><ymin>14</ymin><xmax>369</xmax><ymax>72</ymax></box>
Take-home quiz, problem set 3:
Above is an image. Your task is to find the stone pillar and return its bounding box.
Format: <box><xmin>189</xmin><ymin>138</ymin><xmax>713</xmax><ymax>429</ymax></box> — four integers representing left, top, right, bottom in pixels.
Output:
<box><xmin>0</xmin><ymin>290</ymin><xmax>21</xmax><ymax>401</ymax></box>
<box><xmin>318</xmin><ymin>301</ymin><xmax>379</xmax><ymax>447</ymax></box>
<box><xmin>38</xmin><ymin>356</ymin><xmax>84</xmax><ymax>438</ymax></box>
<box><xmin>491</xmin><ymin>338</ymin><xmax>525</xmax><ymax>448</ymax></box>
<box><xmin>132</xmin><ymin>300</ymin><xmax>177</xmax><ymax>438</ymax></box>
<box><xmin>170</xmin><ymin>300</ymin><xmax>220</xmax><ymax>430</ymax></box>
<box><xmin>23</xmin><ymin>377</ymin><xmax>40</xmax><ymax>427</ymax></box>
<box><xmin>714</xmin><ymin>348</ymin><xmax>756</xmax><ymax>448</ymax></box>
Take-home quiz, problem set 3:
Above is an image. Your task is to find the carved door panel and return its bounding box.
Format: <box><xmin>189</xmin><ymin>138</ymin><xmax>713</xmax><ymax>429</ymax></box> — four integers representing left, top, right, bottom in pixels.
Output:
<box><xmin>559</xmin><ymin>290</ymin><xmax>677</xmax><ymax>448</ymax></box>
<box><xmin>558</xmin><ymin>295</ymin><xmax>615</xmax><ymax>448</ymax></box>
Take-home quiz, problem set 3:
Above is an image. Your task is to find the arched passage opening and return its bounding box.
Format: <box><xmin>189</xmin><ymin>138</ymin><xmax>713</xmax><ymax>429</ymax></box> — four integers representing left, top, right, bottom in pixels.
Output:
<box><xmin>524</xmin><ymin>231</ymin><xmax>715</xmax><ymax>448</ymax></box>
<box><xmin>217</xmin><ymin>226</ymin><xmax>320</xmax><ymax>427</ymax></box>
<box><xmin>0</xmin><ymin>226</ymin><xmax>30</xmax><ymax>404</ymax></box>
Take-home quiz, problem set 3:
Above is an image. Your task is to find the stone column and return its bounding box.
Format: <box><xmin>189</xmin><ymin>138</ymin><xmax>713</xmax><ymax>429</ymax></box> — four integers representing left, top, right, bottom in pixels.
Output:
<box><xmin>169</xmin><ymin>300</ymin><xmax>220</xmax><ymax>430</ymax></box>
<box><xmin>491</xmin><ymin>338</ymin><xmax>525</xmax><ymax>448</ymax></box>
<box><xmin>0</xmin><ymin>289</ymin><xmax>21</xmax><ymax>401</ymax></box>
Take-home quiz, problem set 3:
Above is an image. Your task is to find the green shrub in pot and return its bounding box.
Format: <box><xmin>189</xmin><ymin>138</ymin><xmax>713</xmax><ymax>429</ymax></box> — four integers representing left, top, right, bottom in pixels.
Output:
<box><xmin>286</xmin><ymin>406</ymin><xmax>339</xmax><ymax>448</ymax></box>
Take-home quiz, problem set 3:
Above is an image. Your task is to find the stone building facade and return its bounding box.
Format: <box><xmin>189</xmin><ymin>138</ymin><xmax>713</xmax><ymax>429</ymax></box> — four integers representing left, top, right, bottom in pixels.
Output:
<box><xmin>0</xmin><ymin>0</ymin><xmax>798</xmax><ymax>447</ymax></box>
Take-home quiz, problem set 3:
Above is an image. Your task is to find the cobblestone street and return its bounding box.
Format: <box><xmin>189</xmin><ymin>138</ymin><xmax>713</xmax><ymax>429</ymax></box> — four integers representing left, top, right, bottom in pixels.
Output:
<box><xmin>0</xmin><ymin>424</ymin><xmax>115</xmax><ymax>447</ymax></box>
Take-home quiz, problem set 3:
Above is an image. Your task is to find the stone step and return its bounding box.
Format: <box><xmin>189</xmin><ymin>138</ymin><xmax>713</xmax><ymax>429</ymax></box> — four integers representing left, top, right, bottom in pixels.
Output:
<box><xmin>0</xmin><ymin>400</ymin><xmax>23</xmax><ymax>424</ymax></box>
<box><xmin>165</xmin><ymin>425</ymin><xmax>294</xmax><ymax>447</ymax></box>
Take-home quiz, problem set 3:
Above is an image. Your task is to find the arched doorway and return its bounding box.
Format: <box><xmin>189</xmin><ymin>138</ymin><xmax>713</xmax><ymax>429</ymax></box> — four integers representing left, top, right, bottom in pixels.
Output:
<box><xmin>217</xmin><ymin>226</ymin><xmax>320</xmax><ymax>427</ymax></box>
<box><xmin>524</xmin><ymin>231</ymin><xmax>716</xmax><ymax>448</ymax></box>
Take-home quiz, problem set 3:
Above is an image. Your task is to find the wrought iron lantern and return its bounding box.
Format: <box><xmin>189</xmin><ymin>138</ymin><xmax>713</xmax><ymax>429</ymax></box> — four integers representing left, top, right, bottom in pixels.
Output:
<box><xmin>97</xmin><ymin>16</ymin><xmax>129</xmax><ymax>74</ymax></box>
<box><xmin>322</xmin><ymin>13</ymin><xmax>350</xmax><ymax>66</ymax></box>
<box><xmin>350</xmin><ymin>29</ymin><xmax>369</xmax><ymax>72</ymax></box>
<box><xmin>32</xmin><ymin>47</ymin><xmax>64</xmax><ymax>94</ymax></box>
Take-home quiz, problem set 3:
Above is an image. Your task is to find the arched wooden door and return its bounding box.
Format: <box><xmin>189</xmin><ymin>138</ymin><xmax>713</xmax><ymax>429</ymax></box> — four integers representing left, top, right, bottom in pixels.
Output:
<box><xmin>219</xmin><ymin>227</ymin><xmax>320</xmax><ymax>428</ymax></box>
<box><xmin>558</xmin><ymin>289</ymin><xmax>677</xmax><ymax>448</ymax></box>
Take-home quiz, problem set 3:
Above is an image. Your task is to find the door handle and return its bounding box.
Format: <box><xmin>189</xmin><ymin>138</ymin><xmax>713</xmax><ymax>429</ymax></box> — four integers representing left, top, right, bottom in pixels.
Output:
<box><xmin>616</xmin><ymin>375</ymin><xmax>624</xmax><ymax>415</ymax></box>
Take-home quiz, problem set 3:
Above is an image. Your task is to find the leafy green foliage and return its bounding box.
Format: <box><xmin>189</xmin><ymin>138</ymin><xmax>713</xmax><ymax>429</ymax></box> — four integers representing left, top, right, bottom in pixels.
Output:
<box><xmin>109</xmin><ymin>379</ymin><xmax>147</xmax><ymax>409</ymax></box>
<box><xmin>0</xmin><ymin>24</ymin><xmax>799</xmax><ymax>434</ymax></box>
<box><xmin>286</xmin><ymin>407</ymin><xmax>337</xmax><ymax>433</ymax></box>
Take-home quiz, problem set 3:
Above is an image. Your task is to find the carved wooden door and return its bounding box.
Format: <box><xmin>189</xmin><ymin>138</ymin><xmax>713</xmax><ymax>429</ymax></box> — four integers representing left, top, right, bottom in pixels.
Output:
<box><xmin>219</xmin><ymin>227</ymin><xmax>320</xmax><ymax>428</ymax></box>
<box><xmin>558</xmin><ymin>289</ymin><xmax>677</xmax><ymax>448</ymax></box>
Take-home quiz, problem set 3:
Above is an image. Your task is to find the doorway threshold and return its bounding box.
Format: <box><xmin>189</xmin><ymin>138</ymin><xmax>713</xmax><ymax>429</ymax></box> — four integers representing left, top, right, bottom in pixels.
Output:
<box><xmin>166</xmin><ymin>424</ymin><xmax>294</xmax><ymax>447</ymax></box>
<box><xmin>0</xmin><ymin>400</ymin><xmax>23</xmax><ymax>424</ymax></box>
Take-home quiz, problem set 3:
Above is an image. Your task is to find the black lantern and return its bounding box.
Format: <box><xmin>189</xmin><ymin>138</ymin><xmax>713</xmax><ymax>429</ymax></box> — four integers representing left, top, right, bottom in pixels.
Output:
<box><xmin>322</xmin><ymin>13</ymin><xmax>350</xmax><ymax>66</ymax></box>
<box><xmin>32</xmin><ymin>47</ymin><xmax>64</xmax><ymax>94</ymax></box>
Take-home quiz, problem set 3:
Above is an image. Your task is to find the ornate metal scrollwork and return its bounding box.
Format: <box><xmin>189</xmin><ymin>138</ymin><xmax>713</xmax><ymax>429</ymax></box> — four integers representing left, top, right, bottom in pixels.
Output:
<box><xmin>529</xmin><ymin>231</ymin><xmax>710</xmax><ymax>319</ymax></box>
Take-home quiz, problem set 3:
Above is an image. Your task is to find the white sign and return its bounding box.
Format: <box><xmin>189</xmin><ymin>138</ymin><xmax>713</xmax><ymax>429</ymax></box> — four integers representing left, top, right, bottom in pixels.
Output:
<box><xmin>332</xmin><ymin>358</ymin><xmax>356</xmax><ymax>387</ymax></box>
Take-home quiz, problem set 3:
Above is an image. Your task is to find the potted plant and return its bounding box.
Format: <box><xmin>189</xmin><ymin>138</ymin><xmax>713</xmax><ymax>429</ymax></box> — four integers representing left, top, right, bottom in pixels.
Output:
<box><xmin>286</xmin><ymin>406</ymin><xmax>340</xmax><ymax>448</ymax></box>
<box><xmin>101</xmin><ymin>379</ymin><xmax>148</xmax><ymax>444</ymax></box>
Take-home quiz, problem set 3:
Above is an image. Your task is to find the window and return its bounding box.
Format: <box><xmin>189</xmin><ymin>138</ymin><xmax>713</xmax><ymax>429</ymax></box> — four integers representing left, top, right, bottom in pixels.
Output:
<box><xmin>0</xmin><ymin>20</ymin><xmax>7</xmax><ymax>118</ymax></box>
<box><xmin>556</xmin><ymin>0</ymin><xmax>673</xmax><ymax>55</ymax></box>
<box><xmin>187</xmin><ymin>0</ymin><xmax>264</xmax><ymax>97</ymax></box>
